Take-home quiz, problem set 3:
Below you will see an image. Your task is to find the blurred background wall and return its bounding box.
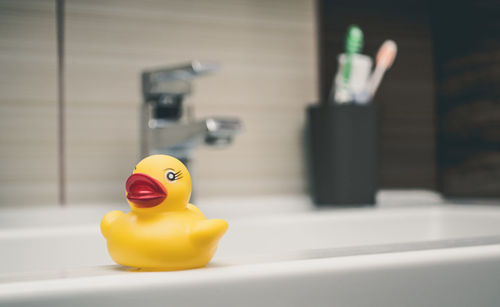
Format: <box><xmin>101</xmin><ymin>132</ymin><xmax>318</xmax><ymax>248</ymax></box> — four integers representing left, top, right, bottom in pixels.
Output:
<box><xmin>1</xmin><ymin>0</ymin><xmax>499</xmax><ymax>206</ymax></box>
<box><xmin>0</xmin><ymin>0</ymin><xmax>317</xmax><ymax>205</ymax></box>
<box><xmin>0</xmin><ymin>1</ymin><xmax>58</xmax><ymax>205</ymax></box>
<box><xmin>432</xmin><ymin>0</ymin><xmax>500</xmax><ymax>197</ymax></box>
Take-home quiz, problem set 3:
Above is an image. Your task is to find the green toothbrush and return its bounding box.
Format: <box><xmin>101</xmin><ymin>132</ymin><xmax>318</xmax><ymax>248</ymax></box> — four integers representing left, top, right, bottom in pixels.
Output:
<box><xmin>331</xmin><ymin>25</ymin><xmax>364</xmax><ymax>104</ymax></box>
<box><xmin>343</xmin><ymin>25</ymin><xmax>364</xmax><ymax>85</ymax></box>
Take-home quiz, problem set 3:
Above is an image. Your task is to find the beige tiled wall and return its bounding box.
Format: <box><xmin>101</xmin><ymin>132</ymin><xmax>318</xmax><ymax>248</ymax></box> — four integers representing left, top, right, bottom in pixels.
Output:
<box><xmin>0</xmin><ymin>0</ymin><xmax>317</xmax><ymax>206</ymax></box>
<box><xmin>0</xmin><ymin>0</ymin><xmax>58</xmax><ymax>206</ymax></box>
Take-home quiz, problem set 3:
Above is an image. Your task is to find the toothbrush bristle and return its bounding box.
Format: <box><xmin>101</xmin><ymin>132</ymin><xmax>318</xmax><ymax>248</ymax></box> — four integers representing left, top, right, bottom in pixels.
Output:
<box><xmin>345</xmin><ymin>25</ymin><xmax>364</xmax><ymax>54</ymax></box>
<box><xmin>376</xmin><ymin>40</ymin><xmax>397</xmax><ymax>69</ymax></box>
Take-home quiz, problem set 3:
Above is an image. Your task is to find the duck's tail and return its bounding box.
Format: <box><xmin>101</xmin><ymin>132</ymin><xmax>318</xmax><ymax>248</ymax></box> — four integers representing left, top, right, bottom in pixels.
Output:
<box><xmin>100</xmin><ymin>210</ymin><xmax>124</xmax><ymax>238</ymax></box>
<box><xmin>190</xmin><ymin>219</ymin><xmax>228</xmax><ymax>246</ymax></box>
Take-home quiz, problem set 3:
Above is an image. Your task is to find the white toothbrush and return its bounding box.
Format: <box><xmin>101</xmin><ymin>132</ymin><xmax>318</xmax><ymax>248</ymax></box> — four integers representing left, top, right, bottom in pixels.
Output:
<box><xmin>356</xmin><ymin>40</ymin><xmax>397</xmax><ymax>104</ymax></box>
<box><xmin>368</xmin><ymin>40</ymin><xmax>397</xmax><ymax>98</ymax></box>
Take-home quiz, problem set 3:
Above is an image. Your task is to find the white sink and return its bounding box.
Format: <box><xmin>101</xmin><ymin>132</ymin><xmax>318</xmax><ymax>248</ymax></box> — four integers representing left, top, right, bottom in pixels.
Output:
<box><xmin>1</xmin><ymin>193</ymin><xmax>500</xmax><ymax>306</ymax></box>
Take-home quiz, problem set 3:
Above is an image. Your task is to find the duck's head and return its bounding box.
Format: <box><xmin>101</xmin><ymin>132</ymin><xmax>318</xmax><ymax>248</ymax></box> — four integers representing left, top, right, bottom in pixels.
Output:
<box><xmin>125</xmin><ymin>155</ymin><xmax>192</xmax><ymax>214</ymax></box>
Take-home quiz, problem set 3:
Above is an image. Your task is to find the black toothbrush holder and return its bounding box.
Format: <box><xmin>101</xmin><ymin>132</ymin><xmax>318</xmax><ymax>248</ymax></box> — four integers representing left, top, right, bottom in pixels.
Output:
<box><xmin>306</xmin><ymin>102</ymin><xmax>378</xmax><ymax>206</ymax></box>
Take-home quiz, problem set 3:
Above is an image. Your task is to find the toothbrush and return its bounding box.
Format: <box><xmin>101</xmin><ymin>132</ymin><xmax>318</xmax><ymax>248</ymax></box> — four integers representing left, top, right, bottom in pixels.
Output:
<box><xmin>342</xmin><ymin>25</ymin><xmax>364</xmax><ymax>87</ymax></box>
<box><xmin>329</xmin><ymin>25</ymin><xmax>364</xmax><ymax>104</ymax></box>
<box><xmin>361</xmin><ymin>40</ymin><xmax>397</xmax><ymax>102</ymax></box>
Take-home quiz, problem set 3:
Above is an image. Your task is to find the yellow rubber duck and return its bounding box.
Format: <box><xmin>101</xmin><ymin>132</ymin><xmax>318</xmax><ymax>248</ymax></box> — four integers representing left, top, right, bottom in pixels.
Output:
<box><xmin>101</xmin><ymin>154</ymin><xmax>228</xmax><ymax>270</ymax></box>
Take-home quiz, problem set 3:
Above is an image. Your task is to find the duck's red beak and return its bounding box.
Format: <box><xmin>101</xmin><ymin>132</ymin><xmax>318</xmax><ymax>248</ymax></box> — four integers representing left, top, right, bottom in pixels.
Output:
<box><xmin>126</xmin><ymin>173</ymin><xmax>167</xmax><ymax>208</ymax></box>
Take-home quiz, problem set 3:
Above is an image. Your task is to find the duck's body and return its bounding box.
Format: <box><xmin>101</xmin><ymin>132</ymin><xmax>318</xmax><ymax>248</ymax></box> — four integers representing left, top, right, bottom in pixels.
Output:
<box><xmin>101</xmin><ymin>155</ymin><xmax>228</xmax><ymax>270</ymax></box>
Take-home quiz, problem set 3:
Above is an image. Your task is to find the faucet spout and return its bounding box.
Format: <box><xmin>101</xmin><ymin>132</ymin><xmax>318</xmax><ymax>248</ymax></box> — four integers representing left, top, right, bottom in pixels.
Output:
<box><xmin>144</xmin><ymin>117</ymin><xmax>242</xmax><ymax>156</ymax></box>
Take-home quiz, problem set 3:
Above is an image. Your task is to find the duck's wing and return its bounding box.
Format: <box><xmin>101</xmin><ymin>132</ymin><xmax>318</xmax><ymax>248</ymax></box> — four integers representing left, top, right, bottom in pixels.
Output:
<box><xmin>100</xmin><ymin>210</ymin><xmax>124</xmax><ymax>238</ymax></box>
<box><xmin>187</xmin><ymin>203</ymin><xmax>206</xmax><ymax>218</ymax></box>
<box><xmin>190</xmin><ymin>219</ymin><xmax>228</xmax><ymax>246</ymax></box>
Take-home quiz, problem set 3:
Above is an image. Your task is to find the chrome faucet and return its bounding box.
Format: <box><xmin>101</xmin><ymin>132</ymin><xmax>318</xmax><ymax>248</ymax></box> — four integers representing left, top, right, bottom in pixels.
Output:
<box><xmin>140</xmin><ymin>61</ymin><xmax>242</xmax><ymax>168</ymax></box>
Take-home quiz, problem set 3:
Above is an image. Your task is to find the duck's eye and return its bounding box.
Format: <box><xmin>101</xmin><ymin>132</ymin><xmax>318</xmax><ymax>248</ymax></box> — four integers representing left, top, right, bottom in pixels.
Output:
<box><xmin>165</xmin><ymin>170</ymin><xmax>182</xmax><ymax>182</ymax></box>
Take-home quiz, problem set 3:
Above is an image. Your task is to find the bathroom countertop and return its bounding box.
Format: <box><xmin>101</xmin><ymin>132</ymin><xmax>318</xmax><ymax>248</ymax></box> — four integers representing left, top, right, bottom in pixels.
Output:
<box><xmin>0</xmin><ymin>190</ymin><xmax>447</xmax><ymax>230</ymax></box>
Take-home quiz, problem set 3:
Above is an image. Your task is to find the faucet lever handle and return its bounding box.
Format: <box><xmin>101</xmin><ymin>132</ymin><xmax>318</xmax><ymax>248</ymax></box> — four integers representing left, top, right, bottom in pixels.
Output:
<box><xmin>142</xmin><ymin>61</ymin><xmax>220</xmax><ymax>97</ymax></box>
<box><xmin>142</xmin><ymin>61</ymin><xmax>221</xmax><ymax>116</ymax></box>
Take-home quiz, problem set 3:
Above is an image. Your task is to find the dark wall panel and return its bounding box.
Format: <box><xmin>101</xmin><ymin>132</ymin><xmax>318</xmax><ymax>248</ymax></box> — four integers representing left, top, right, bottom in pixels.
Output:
<box><xmin>317</xmin><ymin>0</ymin><xmax>437</xmax><ymax>189</ymax></box>
<box><xmin>431</xmin><ymin>0</ymin><xmax>500</xmax><ymax>197</ymax></box>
